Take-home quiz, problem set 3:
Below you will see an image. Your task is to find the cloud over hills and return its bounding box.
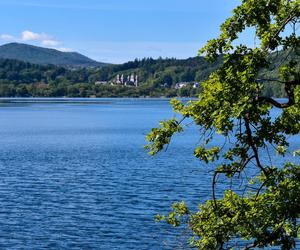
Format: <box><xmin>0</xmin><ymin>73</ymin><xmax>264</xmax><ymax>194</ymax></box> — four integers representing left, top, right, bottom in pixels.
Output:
<box><xmin>0</xmin><ymin>30</ymin><xmax>72</xmax><ymax>52</ymax></box>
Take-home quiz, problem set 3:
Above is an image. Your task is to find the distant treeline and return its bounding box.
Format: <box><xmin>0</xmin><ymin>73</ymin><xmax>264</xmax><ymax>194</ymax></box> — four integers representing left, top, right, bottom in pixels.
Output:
<box><xmin>0</xmin><ymin>51</ymin><xmax>297</xmax><ymax>97</ymax></box>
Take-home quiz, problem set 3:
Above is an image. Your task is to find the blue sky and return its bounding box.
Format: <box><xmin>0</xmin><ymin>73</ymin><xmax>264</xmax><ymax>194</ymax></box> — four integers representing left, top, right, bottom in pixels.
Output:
<box><xmin>0</xmin><ymin>0</ymin><xmax>241</xmax><ymax>63</ymax></box>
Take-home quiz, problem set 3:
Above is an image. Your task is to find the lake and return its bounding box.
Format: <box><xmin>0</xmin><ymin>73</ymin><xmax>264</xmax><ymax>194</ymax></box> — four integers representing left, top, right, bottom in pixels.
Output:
<box><xmin>0</xmin><ymin>98</ymin><xmax>298</xmax><ymax>249</ymax></box>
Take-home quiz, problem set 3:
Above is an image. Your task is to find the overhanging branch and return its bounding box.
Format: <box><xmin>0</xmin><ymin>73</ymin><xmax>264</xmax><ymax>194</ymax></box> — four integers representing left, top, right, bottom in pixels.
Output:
<box><xmin>258</xmin><ymin>79</ymin><xmax>299</xmax><ymax>109</ymax></box>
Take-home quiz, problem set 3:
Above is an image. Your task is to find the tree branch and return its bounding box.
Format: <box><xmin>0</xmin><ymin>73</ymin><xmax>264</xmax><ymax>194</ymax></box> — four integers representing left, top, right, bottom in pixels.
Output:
<box><xmin>258</xmin><ymin>79</ymin><xmax>299</xmax><ymax>109</ymax></box>
<box><xmin>244</xmin><ymin>117</ymin><xmax>268</xmax><ymax>176</ymax></box>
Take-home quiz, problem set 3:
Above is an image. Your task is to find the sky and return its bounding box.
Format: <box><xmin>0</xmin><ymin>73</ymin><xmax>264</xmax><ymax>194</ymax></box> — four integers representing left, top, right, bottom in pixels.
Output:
<box><xmin>0</xmin><ymin>0</ymin><xmax>242</xmax><ymax>63</ymax></box>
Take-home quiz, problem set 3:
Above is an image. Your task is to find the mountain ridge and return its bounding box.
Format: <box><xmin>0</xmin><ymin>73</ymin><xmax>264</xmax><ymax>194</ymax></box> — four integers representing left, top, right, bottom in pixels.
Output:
<box><xmin>0</xmin><ymin>43</ymin><xmax>106</xmax><ymax>68</ymax></box>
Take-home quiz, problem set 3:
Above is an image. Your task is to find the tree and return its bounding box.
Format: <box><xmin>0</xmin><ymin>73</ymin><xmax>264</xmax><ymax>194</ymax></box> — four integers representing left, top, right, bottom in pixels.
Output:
<box><xmin>146</xmin><ymin>0</ymin><xmax>300</xmax><ymax>249</ymax></box>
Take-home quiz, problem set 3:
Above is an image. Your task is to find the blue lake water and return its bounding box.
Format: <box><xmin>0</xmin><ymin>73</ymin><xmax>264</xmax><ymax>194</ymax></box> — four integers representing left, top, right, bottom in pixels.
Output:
<box><xmin>0</xmin><ymin>98</ymin><xmax>298</xmax><ymax>249</ymax></box>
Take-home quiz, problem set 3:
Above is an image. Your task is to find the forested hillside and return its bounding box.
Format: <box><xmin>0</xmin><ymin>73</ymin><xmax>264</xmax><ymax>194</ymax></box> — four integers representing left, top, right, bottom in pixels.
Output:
<box><xmin>0</xmin><ymin>50</ymin><xmax>296</xmax><ymax>97</ymax></box>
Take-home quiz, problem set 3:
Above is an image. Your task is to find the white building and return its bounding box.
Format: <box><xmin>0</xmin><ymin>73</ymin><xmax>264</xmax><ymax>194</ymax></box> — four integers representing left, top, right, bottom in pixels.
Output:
<box><xmin>193</xmin><ymin>82</ymin><xmax>200</xmax><ymax>88</ymax></box>
<box><xmin>113</xmin><ymin>73</ymin><xmax>139</xmax><ymax>87</ymax></box>
<box><xmin>175</xmin><ymin>82</ymin><xmax>189</xmax><ymax>89</ymax></box>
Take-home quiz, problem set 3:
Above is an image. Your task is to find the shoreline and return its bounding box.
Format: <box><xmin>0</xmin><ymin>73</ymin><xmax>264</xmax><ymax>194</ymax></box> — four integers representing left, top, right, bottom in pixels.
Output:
<box><xmin>0</xmin><ymin>97</ymin><xmax>179</xmax><ymax>104</ymax></box>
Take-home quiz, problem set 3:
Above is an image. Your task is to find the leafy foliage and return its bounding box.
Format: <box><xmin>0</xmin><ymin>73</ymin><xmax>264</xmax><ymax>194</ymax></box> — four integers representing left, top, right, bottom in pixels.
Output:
<box><xmin>146</xmin><ymin>0</ymin><xmax>300</xmax><ymax>249</ymax></box>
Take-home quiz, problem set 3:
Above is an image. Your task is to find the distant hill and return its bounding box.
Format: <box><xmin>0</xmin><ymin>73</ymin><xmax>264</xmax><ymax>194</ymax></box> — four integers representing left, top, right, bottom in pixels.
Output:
<box><xmin>0</xmin><ymin>43</ymin><xmax>105</xmax><ymax>68</ymax></box>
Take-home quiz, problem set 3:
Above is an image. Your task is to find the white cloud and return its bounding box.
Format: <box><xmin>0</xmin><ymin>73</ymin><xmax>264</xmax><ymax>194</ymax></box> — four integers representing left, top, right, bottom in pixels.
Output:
<box><xmin>55</xmin><ymin>47</ymin><xmax>74</xmax><ymax>52</ymax></box>
<box><xmin>21</xmin><ymin>30</ymin><xmax>50</xmax><ymax>42</ymax></box>
<box><xmin>0</xmin><ymin>30</ymin><xmax>73</xmax><ymax>51</ymax></box>
<box><xmin>41</xmin><ymin>39</ymin><xmax>59</xmax><ymax>46</ymax></box>
<box><xmin>0</xmin><ymin>34</ymin><xmax>17</xmax><ymax>42</ymax></box>
<box><xmin>21</xmin><ymin>30</ymin><xmax>61</xmax><ymax>49</ymax></box>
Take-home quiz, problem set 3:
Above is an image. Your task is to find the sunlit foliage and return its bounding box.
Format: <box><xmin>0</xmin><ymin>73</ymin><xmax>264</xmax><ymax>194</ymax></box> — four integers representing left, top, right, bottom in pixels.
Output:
<box><xmin>147</xmin><ymin>0</ymin><xmax>300</xmax><ymax>249</ymax></box>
